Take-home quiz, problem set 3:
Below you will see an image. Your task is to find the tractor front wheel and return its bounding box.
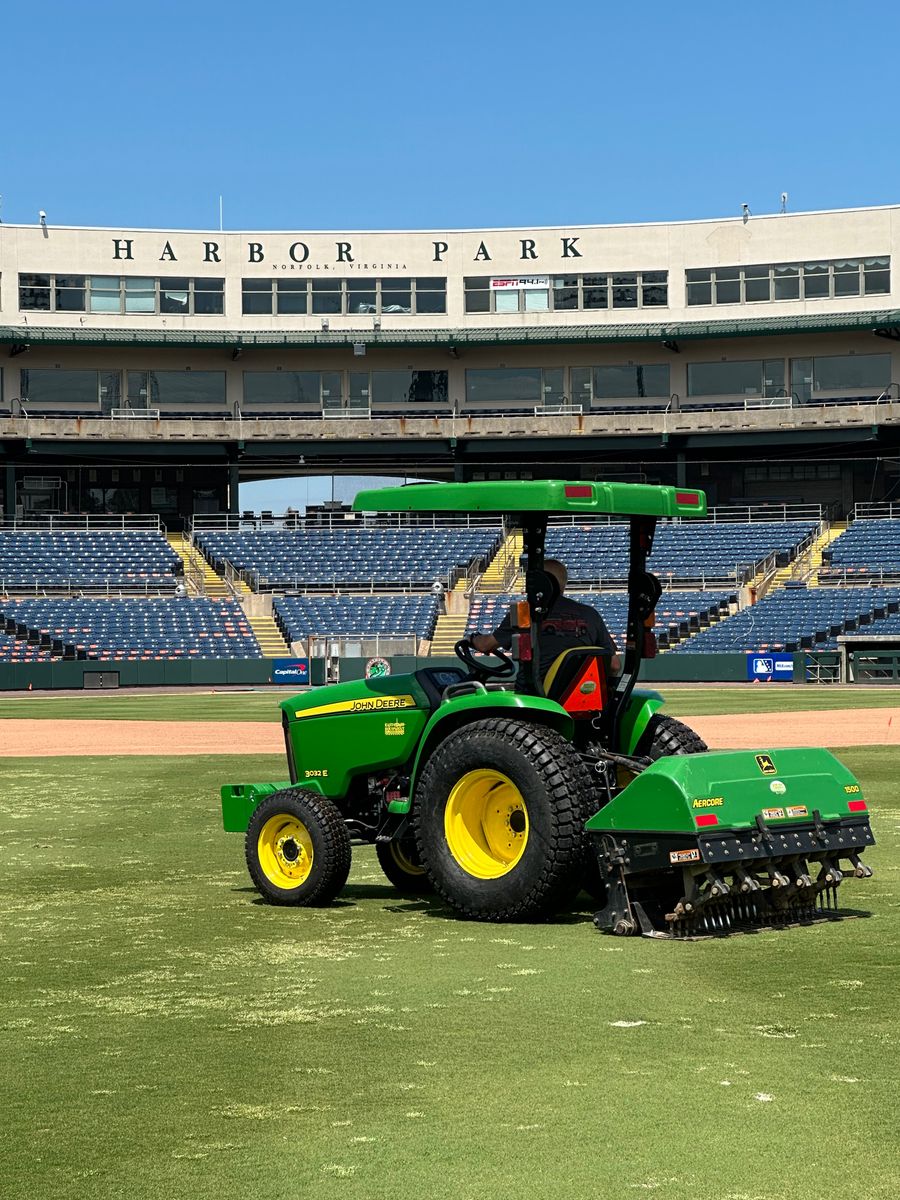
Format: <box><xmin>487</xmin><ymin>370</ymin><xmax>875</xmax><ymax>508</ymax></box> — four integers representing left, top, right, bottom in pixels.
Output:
<box><xmin>414</xmin><ymin>718</ymin><xmax>590</xmax><ymax>921</ymax></box>
<box><xmin>245</xmin><ymin>789</ymin><xmax>351</xmax><ymax>906</ymax></box>
<box><xmin>376</xmin><ymin>838</ymin><xmax>434</xmax><ymax>895</ymax></box>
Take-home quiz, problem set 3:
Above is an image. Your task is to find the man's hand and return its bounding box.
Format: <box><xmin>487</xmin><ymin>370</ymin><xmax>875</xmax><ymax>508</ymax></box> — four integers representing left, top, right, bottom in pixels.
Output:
<box><xmin>471</xmin><ymin>633</ymin><xmax>500</xmax><ymax>654</ymax></box>
<box><xmin>611</xmin><ymin>654</ymin><xmax>621</xmax><ymax>673</ymax></box>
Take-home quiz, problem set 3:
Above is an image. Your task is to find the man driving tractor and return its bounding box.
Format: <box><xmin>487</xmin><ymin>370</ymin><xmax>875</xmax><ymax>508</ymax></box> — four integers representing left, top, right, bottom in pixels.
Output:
<box><xmin>471</xmin><ymin>558</ymin><xmax>621</xmax><ymax>680</ymax></box>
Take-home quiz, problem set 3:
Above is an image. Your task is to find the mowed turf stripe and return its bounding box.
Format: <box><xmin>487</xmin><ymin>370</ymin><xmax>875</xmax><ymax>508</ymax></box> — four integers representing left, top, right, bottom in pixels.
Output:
<box><xmin>0</xmin><ymin>750</ymin><xmax>896</xmax><ymax>1200</ymax></box>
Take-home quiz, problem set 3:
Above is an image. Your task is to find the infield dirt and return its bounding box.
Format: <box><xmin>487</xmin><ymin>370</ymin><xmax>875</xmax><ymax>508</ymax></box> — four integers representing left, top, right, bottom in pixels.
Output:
<box><xmin>2</xmin><ymin>707</ymin><xmax>900</xmax><ymax>756</ymax></box>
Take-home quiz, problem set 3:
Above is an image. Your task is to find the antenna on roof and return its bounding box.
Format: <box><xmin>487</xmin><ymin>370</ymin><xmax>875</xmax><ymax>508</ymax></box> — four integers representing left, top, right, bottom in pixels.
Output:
<box><xmin>780</xmin><ymin>191</ymin><xmax>788</xmax><ymax>214</ymax></box>
<box><xmin>218</xmin><ymin>195</ymin><xmax>224</xmax><ymax>232</ymax></box>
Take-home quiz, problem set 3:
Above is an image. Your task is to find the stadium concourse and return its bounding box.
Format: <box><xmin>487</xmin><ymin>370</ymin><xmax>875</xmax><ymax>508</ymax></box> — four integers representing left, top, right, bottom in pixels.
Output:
<box><xmin>3</xmin><ymin>504</ymin><xmax>900</xmax><ymax>675</ymax></box>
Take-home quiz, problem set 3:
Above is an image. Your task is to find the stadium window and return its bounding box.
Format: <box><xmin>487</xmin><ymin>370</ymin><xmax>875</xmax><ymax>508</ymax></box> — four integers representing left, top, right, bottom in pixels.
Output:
<box><xmin>347</xmin><ymin>279</ymin><xmax>376</xmax><ymax>314</ymax></box>
<box><xmin>713</xmin><ymin>268</ymin><xmax>740</xmax><ymax>305</ymax></box>
<box><xmin>552</xmin><ymin>277</ymin><xmax>579</xmax><ymax>310</ymax></box>
<box><xmin>592</xmin><ymin>364</ymin><xmax>670</xmax><ymax>400</ymax></box>
<box><xmin>148</xmin><ymin>370</ymin><xmax>227</xmax><ymax>411</ymax></box>
<box><xmin>276</xmin><ymin>279</ymin><xmax>308</xmax><ymax>314</ymax></box>
<box><xmin>242</xmin><ymin>279</ymin><xmax>273</xmax><ymax>315</ymax></box>
<box><xmin>743</xmin><ymin>265</ymin><xmax>771</xmax><ymax>302</ymax></box>
<box><xmin>370</xmin><ymin>370</ymin><xmax>449</xmax><ymax>407</ymax></box>
<box><xmin>641</xmin><ymin>271</ymin><xmax>668</xmax><ymax>306</ymax></box>
<box><xmin>685</xmin><ymin>269</ymin><xmax>712</xmax><ymax>306</ymax></box>
<box><xmin>413</xmin><ymin>277</ymin><xmax>447</xmax><ymax>314</ymax></box>
<box><xmin>812</xmin><ymin>353</ymin><xmax>890</xmax><ymax>394</ymax></box>
<box><xmin>773</xmin><ymin>265</ymin><xmax>800</xmax><ymax>300</ymax></box>
<box><xmin>347</xmin><ymin>371</ymin><xmax>370</xmax><ymax>413</ymax></box>
<box><xmin>160</xmin><ymin>277</ymin><xmax>190</xmax><ymax>314</ymax></box>
<box><xmin>833</xmin><ymin>259</ymin><xmax>861</xmax><ymax>297</ymax></box>
<box><xmin>802</xmin><ymin>263</ymin><xmax>829</xmax><ymax>299</ymax></box>
<box><xmin>18</xmin><ymin>273</ymin><xmax>52</xmax><ymax>310</ymax></box>
<box><xmin>124</xmin><ymin>277</ymin><xmax>155</xmax><ymax>313</ymax></box>
<box><xmin>242</xmin><ymin>370</ymin><xmax>323</xmax><ymax>410</ymax></box>
<box><xmin>55</xmin><ymin>275</ymin><xmax>86</xmax><ymax>312</ymax></box>
<box><xmin>311</xmin><ymin>279</ymin><xmax>342</xmax><ymax>314</ymax></box>
<box><xmin>687</xmin><ymin>359</ymin><xmax>767</xmax><ymax>397</ymax></box>
<box><xmin>193</xmin><ymin>277</ymin><xmax>225</xmax><ymax>314</ymax></box>
<box><xmin>20</xmin><ymin>368</ymin><xmax>105</xmax><ymax>411</ymax></box>
<box><xmin>611</xmin><ymin>274</ymin><xmax>639</xmax><ymax>308</ymax></box>
<box><xmin>381</xmin><ymin>278</ymin><xmax>412</xmax><ymax>314</ymax></box>
<box><xmin>89</xmin><ymin>276</ymin><xmax>122</xmax><ymax>313</ymax></box>
<box><xmin>864</xmin><ymin>257</ymin><xmax>890</xmax><ymax>294</ymax></box>
<box><xmin>465</xmin><ymin>368</ymin><xmax>544</xmax><ymax>408</ymax></box>
<box><xmin>582</xmin><ymin>274</ymin><xmax>609</xmax><ymax>309</ymax></box>
<box><xmin>464</xmin><ymin>277</ymin><xmax>491</xmax><ymax>312</ymax></box>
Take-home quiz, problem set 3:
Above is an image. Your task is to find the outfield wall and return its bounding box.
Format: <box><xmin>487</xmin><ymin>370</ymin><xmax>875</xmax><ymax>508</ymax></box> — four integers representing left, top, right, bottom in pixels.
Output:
<box><xmin>0</xmin><ymin>652</ymin><xmax>811</xmax><ymax>691</ymax></box>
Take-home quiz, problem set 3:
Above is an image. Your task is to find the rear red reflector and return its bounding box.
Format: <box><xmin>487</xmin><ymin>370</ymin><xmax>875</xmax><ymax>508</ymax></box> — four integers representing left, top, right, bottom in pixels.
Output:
<box><xmin>564</xmin><ymin>485</ymin><xmax>593</xmax><ymax>498</ymax></box>
<box><xmin>676</xmin><ymin>491</ymin><xmax>700</xmax><ymax>505</ymax></box>
<box><xmin>847</xmin><ymin>799</ymin><xmax>867</xmax><ymax>812</ymax></box>
<box><xmin>695</xmin><ymin>814</ymin><xmax>718</xmax><ymax>827</ymax></box>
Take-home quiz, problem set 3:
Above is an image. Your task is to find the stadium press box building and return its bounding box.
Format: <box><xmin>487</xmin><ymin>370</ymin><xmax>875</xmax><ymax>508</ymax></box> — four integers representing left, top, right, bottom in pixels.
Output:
<box><xmin>1</xmin><ymin>204</ymin><xmax>899</xmax><ymax>523</ymax></box>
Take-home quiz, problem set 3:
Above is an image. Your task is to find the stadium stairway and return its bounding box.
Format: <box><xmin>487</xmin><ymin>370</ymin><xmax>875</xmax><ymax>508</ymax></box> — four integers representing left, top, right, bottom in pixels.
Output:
<box><xmin>167</xmin><ymin>533</ymin><xmax>242</xmax><ymax>598</ymax></box>
<box><xmin>247</xmin><ymin>612</ymin><xmax>291</xmax><ymax>656</ymax></box>
<box><xmin>809</xmin><ymin>521</ymin><xmax>848</xmax><ymax>586</ymax></box>
<box><xmin>430</xmin><ymin>610</ymin><xmax>469</xmax><ymax>656</ymax></box>
<box><xmin>479</xmin><ymin>531</ymin><xmax>523</xmax><ymax>593</ymax></box>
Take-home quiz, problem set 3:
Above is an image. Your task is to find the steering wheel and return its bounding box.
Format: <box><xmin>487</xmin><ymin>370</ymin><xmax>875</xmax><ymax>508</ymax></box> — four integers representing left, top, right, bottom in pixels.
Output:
<box><xmin>454</xmin><ymin>638</ymin><xmax>517</xmax><ymax>682</ymax></box>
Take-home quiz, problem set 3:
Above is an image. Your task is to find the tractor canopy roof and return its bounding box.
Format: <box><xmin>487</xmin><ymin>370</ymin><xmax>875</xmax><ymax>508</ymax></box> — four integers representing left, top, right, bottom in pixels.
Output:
<box><xmin>352</xmin><ymin>479</ymin><xmax>708</xmax><ymax>519</ymax></box>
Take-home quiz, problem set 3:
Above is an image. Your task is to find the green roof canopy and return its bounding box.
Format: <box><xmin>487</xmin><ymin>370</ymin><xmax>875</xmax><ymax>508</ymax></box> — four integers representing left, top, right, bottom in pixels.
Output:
<box><xmin>352</xmin><ymin>479</ymin><xmax>708</xmax><ymax>519</ymax></box>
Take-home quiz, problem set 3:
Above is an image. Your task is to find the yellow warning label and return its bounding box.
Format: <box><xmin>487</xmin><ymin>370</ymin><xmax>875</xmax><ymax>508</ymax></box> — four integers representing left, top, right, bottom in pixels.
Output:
<box><xmin>762</xmin><ymin>807</ymin><xmax>785</xmax><ymax>820</ymax></box>
<box><xmin>691</xmin><ymin>797</ymin><xmax>724</xmax><ymax>809</ymax></box>
<box><xmin>755</xmin><ymin>753</ymin><xmax>777</xmax><ymax>775</ymax></box>
<box><xmin>295</xmin><ymin>694</ymin><xmax>417</xmax><ymax>720</ymax></box>
<box><xmin>384</xmin><ymin>721</ymin><xmax>406</xmax><ymax>736</ymax></box>
<box><xmin>786</xmin><ymin>805</ymin><xmax>809</xmax><ymax>818</ymax></box>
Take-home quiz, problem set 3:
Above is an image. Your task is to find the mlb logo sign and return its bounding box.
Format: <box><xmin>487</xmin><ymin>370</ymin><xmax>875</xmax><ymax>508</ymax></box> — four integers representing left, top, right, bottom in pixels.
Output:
<box><xmin>747</xmin><ymin>652</ymin><xmax>794</xmax><ymax>682</ymax></box>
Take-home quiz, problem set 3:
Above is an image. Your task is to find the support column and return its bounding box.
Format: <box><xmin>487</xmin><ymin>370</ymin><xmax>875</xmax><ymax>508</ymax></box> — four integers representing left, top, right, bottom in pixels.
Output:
<box><xmin>4</xmin><ymin>464</ymin><xmax>14</xmax><ymax>517</ymax></box>
<box><xmin>228</xmin><ymin>463</ymin><xmax>240</xmax><ymax>514</ymax></box>
<box><xmin>676</xmin><ymin>452</ymin><xmax>686</xmax><ymax>488</ymax></box>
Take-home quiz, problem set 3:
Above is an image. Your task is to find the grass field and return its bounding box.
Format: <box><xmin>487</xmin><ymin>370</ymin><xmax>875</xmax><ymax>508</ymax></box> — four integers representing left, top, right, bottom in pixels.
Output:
<box><xmin>1</xmin><ymin>746</ymin><xmax>897</xmax><ymax>1200</ymax></box>
<box><xmin>2</xmin><ymin>683</ymin><xmax>900</xmax><ymax>723</ymax></box>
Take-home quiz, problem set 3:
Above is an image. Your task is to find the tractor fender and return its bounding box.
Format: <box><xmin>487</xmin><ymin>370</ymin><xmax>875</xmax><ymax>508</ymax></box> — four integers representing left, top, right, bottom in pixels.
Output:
<box><xmin>617</xmin><ymin>689</ymin><xmax>665</xmax><ymax>756</ymax></box>
<box><xmin>407</xmin><ymin>691</ymin><xmax>574</xmax><ymax>808</ymax></box>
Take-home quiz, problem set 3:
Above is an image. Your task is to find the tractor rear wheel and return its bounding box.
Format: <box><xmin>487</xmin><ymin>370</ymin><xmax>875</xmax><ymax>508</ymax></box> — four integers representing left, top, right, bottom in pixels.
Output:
<box><xmin>582</xmin><ymin>715</ymin><xmax>708</xmax><ymax>903</ymax></box>
<box><xmin>636</xmin><ymin>714</ymin><xmax>708</xmax><ymax>759</ymax></box>
<box><xmin>245</xmin><ymin>789</ymin><xmax>351</xmax><ymax>906</ymax></box>
<box><xmin>414</xmin><ymin>718</ymin><xmax>591</xmax><ymax>921</ymax></box>
<box><xmin>376</xmin><ymin>838</ymin><xmax>434</xmax><ymax>895</ymax></box>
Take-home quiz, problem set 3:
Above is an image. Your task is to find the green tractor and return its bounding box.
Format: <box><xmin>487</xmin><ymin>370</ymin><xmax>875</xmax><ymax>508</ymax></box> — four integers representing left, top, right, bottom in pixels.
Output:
<box><xmin>221</xmin><ymin>480</ymin><xmax>874</xmax><ymax>936</ymax></box>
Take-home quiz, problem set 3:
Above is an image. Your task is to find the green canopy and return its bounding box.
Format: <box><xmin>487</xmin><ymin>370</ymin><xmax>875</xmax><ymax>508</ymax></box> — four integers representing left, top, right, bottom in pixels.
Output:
<box><xmin>352</xmin><ymin>479</ymin><xmax>708</xmax><ymax>519</ymax></box>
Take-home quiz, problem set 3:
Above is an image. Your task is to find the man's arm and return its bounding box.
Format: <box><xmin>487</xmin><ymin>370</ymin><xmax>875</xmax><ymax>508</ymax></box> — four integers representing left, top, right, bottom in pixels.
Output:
<box><xmin>472</xmin><ymin>612</ymin><xmax>512</xmax><ymax>654</ymax></box>
<box><xmin>591</xmin><ymin>612</ymin><xmax>621</xmax><ymax>673</ymax></box>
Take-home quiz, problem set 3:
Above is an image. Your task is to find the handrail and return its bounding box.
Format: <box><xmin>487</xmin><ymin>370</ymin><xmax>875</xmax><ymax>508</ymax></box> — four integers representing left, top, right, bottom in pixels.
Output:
<box><xmin>0</xmin><ymin>513</ymin><xmax>163</xmax><ymax>532</ymax></box>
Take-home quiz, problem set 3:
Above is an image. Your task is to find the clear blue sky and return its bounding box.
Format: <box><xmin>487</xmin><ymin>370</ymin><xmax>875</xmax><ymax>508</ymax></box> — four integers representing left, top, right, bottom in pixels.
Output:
<box><xmin>3</xmin><ymin>0</ymin><xmax>897</xmax><ymax>507</ymax></box>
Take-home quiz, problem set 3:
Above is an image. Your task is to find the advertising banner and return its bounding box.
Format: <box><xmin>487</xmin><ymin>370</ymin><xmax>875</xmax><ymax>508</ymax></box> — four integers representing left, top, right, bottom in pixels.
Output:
<box><xmin>272</xmin><ymin>658</ymin><xmax>310</xmax><ymax>685</ymax></box>
<box><xmin>746</xmin><ymin>653</ymin><xmax>794</xmax><ymax>682</ymax></box>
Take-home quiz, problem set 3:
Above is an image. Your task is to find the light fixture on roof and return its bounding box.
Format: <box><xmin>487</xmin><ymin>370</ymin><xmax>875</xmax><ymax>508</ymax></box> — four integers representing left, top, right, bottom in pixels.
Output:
<box><xmin>741</xmin><ymin>203</ymin><xmax>751</xmax><ymax>223</ymax></box>
<box><xmin>39</xmin><ymin>210</ymin><xmax>47</xmax><ymax>225</ymax></box>
<box><xmin>780</xmin><ymin>191</ymin><xmax>788</xmax><ymax>213</ymax></box>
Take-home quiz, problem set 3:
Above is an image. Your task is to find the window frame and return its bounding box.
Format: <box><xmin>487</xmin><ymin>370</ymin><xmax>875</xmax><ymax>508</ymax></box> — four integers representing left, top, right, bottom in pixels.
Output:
<box><xmin>685</xmin><ymin>257</ymin><xmax>891</xmax><ymax>306</ymax></box>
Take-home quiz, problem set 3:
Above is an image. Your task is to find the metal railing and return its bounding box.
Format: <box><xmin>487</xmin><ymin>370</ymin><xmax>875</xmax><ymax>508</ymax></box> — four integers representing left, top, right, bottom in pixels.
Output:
<box><xmin>0</xmin><ymin>579</ymin><xmax>181</xmax><ymax>598</ymax></box>
<box><xmin>110</xmin><ymin>407</ymin><xmax>161</xmax><ymax>419</ymax></box>
<box><xmin>189</xmin><ymin>511</ymin><xmax>501</xmax><ymax>533</ymax></box>
<box><xmin>853</xmin><ymin>501</ymin><xmax>900</xmax><ymax>520</ymax></box>
<box><xmin>0</xmin><ymin>513</ymin><xmax>163</xmax><ymax>532</ymax></box>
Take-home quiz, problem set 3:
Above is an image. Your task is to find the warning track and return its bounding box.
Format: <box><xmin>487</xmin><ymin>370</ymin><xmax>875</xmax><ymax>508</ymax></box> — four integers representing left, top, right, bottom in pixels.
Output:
<box><xmin>1</xmin><ymin>707</ymin><xmax>900</xmax><ymax>757</ymax></box>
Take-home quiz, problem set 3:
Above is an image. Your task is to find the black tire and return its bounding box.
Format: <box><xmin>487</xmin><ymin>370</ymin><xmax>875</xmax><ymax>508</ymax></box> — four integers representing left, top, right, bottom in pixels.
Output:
<box><xmin>413</xmin><ymin>718</ymin><xmax>592</xmax><ymax>921</ymax></box>
<box><xmin>636</xmin><ymin>714</ymin><xmax>708</xmax><ymax>760</ymax></box>
<box><xmin>375</xmin><ymin>838</ymin><xmax>435</xmax><ymax>895</ymax></box>
<box><xmin>245</xmin><ymin>789</ymin><xmax>352</xmax><ymax>906</ymax></box>
<box><xmin>581</xmin><ymin>716</ymin><xmax>707</xmax><ymax>904</ymax></box>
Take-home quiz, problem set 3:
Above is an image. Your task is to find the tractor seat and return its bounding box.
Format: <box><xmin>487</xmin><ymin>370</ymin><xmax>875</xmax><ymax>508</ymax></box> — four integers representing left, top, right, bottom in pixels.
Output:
<box><xmin>542</xmin><ymin>646</ymin><xmax>611</xmax><ymax>716</ymax></box>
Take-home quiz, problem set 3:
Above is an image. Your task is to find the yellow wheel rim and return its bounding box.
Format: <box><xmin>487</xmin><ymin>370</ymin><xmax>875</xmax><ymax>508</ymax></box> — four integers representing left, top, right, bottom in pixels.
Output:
<box><xmin>444</xmin><ymin>769</ymin><xmax>529</xmax><ymax>880</ymax></box>
<box><xmin>390</xmin><ymin>842</ymin><xmax>427</xmax><ymax>877</ymax></box>
<box><xmin>257</xmin><ymin>813</ymin><xmax>314</xmax><ymax>889</ymax></box>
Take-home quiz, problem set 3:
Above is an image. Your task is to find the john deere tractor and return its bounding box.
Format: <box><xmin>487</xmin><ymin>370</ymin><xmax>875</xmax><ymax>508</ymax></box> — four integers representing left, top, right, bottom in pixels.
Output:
<box><xmin>221</xmin><ymin>480</ymin><xmax>874</xmax><ymax>936</ymax></box>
